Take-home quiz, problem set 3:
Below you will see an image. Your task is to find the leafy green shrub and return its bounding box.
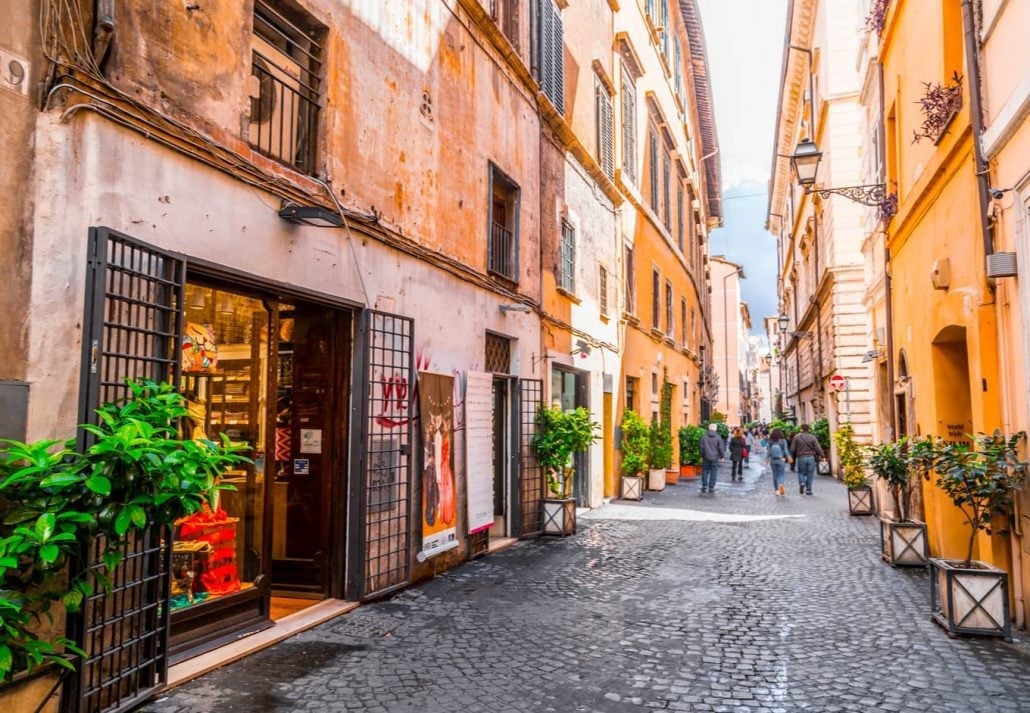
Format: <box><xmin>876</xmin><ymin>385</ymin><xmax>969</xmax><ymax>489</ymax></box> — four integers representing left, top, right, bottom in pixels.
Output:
<box><xmin>768</xmin><ymin>419</ymin><xmax>798</xmax><ymax>440</ymax></box>
<box><xmin>934</xmin><ymin>432</ymin><xmax>1027</xmax><ymax>566</ymax></box>
<box><xmin>703</xmin><ymin>420</ymin><xmax>729</xmax><ymax>441</ymax></box>
<box><xmin>678</xmin><ymin>425</ymin><xmax>704</xmax><ymax>466</ymax></box>
<box><xmin>0</xmin><ymin>379</ymin><xmax>248</xmax><ymax>682</ymax></box>
<box><xmin>532</xmin><ymin>406</ymin><xmax>599</xmax><ymax>499</ymax></box>
<box><xmin>648</xmin><ymin>377</ymin><xmax>674</xmax><ymax>470</ymax></box>
<box><xmin>866</xmin><ymin>438</ymin><xmax>912</xmax><ymax>520</ymax></box>
<box><xmin>619</xmin><ymin>410</ymin><xmax>650</xmax><ymax>478</ymax></box>
<box><xmin>832</xmin><ymin>423</ymin><xmax>866</xmax><ymax>488</ymax></box>
<box><xmin>811</xmin><ymin>418</ymin><xmax>831</xmax><ymax>452</ymax></box>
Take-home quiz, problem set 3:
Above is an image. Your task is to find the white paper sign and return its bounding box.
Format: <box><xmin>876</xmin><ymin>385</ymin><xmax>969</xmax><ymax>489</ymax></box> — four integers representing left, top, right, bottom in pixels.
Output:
<box><xmin>464</xmin><ymin>371</ymin><xmax>496</xmax><ymax>534</ymax></box>
<box><xmin>300</xmin><ymin>428</ymin><xmax>322</xmax><ymax>454</ymax></box>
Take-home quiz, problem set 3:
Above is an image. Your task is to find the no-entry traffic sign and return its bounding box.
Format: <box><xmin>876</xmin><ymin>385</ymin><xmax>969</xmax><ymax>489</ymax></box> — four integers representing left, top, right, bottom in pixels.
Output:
<box><xmin>829</xmin><ymin>374</ymin><xmax>847</xmax><ymax>392</ymax></box>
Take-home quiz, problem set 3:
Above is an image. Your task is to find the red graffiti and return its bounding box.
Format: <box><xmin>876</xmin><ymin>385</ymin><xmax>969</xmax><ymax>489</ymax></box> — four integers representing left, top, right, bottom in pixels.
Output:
<box><xmin>375</xmin><ymin>372</ymin><xmax>410</xmax><ymax>428</ymax></box>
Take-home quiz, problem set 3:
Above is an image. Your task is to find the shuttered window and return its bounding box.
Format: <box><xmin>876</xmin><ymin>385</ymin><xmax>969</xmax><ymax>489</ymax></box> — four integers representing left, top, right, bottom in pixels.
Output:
<box><xmin>660</xmin><ymin>0</ymin><xmax>670</xmax><ymax>59</ymax></box>
<box><xmin>624</xmin><ymin>245</ymin><xmax>636</xmax><ymax>314</ymax></box>
<box><xmin>649</xmin><ymin>130</ymin><xmax>659</xmax><ymax>214</ymax></box>
<box><xmin>595</xmin><ymin>78</ymin><xmax>614</xmax><ymax>179</ymax></box>
<box><xmin>674</xmin><ymin>38</ymin><xmax>683</xmax><ymax>98</ymax></box>
<box><xmin>621</xmin><ymin>68</ymin><xmax>636</xmax><ymax>184</ymax></box>
<box><xmin>599</xmin><ymin>266</ymin><xmax>609</xmax><ymax>317</ymax></box>
<box><xmin>681</xmin><ymin>298</ymin><xmax>688</xmax><ymax>347</ymax></box>
<box><xmin>662</xmin><ymin>151</ymin><xmax>672</xmax><ymax>229</ymax></box>
<box><xmin>560</xmin><ymin>219</ymin><xmax>575</xmax><ymax>293</ymax></box>
<box><xmin>677</xmin><ymin>183</ymin><xmax>685</xmax><ymax>251</ymax></box>
<box><xmin>665</xmin><ymin>281</ymin><xmax>673</xmax><ymax>336</ymax></box>
<box><xmin>537</xmin><ymin>0</ymin><xmax>565</xmax><ymax>113</ymax></box>
<box><xmin>651</xmin><ymin>268</ymin><xmax>660</xmax><ymax>330</ymax></box>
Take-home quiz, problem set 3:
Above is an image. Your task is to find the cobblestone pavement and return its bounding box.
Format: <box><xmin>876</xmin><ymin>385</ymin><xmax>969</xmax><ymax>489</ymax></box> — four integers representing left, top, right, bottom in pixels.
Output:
<box><xmin>144</xmin><ymin>454</ymin><xmax>1030</xmax><ymax>712</ymax></box>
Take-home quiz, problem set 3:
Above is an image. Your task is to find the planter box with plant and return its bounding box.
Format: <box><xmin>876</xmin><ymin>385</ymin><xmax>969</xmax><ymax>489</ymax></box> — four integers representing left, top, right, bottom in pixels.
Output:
<box><xmin>928</xmin><ymin>432</ymin><xmax>1027</xmax><ymax>640</ymax></box>
<box><xmin>678</xmin><ymin>425</ymin><xmax>704</xmax><ymax>479</ymax></box>
<box><xmin>0</xmin><ymin>379</ymin><xmax>247</xmax><ymax>690</ymax></box>
<box><xmin>532</xmin><ymin>405</ymin><xmax>600</xmax><ymax>536</ymax></box>
<box><xmin>834</xmin><ymin>423</ymin><xmax>872</xmax><ymax>515</ymax></box>
<box><xmin>619</xmin><ymin>410</ymin><xmax>648</xmax><ymax>501</ymax></box>
<box><xmin>647</xmin><ymin>376</ymin><xmax>674</xmax><ymax>490</ymax></box>
<box><xmin>867</xmin><ymin>438</ymin><xmax>928</xmax><ymax>567</ymax></box>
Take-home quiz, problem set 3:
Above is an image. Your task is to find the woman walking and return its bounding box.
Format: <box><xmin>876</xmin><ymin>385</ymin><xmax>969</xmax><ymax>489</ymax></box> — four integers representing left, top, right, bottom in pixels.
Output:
<box><xmin>728</xmin><ymin>427</ymin><xmax>745</xmax><ymax>481</ymax></box>
<box><xmin>766</xmin><ymin>427</ymin><xmax>791</xmax><ymax>496</ymax></box>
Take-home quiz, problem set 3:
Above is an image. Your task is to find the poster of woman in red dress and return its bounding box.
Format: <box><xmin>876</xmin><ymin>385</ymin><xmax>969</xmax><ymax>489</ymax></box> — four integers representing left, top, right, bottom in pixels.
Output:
<box><xmin>418</xmin><ymin>372</ymin><xmax>458</xmax><ymax>559</ymax></box>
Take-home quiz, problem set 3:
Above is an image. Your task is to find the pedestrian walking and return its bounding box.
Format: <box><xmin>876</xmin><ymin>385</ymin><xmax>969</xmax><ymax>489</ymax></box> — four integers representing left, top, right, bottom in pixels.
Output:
<box><xmin>728</xmin><ymin>427</ymin><xmax>745</xmax><ymax>481</ymax></box>
<box><xmin>766</xmin><ymin>428</ymin><xmax>791</xmax><ymax>496</ymax></box>
<box><xmin>743</xmin><ymin>429</ymin><xmax>755</xmax><ymax>468</ymax></box>
<box><xmin>699</xmin><ymin>423</ymin><xmax>725</xmax><ymax>493</ymax></box>
<box><xmin>789</xmin><ymin>423</ymin><xmax>825</xmax><ymax>495</ymax></box>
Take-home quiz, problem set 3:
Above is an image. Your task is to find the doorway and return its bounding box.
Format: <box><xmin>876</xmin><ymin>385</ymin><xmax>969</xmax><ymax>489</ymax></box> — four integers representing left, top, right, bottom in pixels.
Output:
<box><xmin>491</xmin><ymin>377</ymin><xmax>514</xmax><ymax>537</ymax></box>
<box><xmin>551</xmin><ymin>365</ymin><xmax>589</xmax><ymax>507</ymax></box>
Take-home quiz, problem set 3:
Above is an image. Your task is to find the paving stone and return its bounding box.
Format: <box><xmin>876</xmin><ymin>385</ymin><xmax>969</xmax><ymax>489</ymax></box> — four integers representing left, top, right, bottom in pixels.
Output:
<box><xmin>142</xmin><ymin>456</ymin><xmax>1030</xmax><ymax>712</ymax></box>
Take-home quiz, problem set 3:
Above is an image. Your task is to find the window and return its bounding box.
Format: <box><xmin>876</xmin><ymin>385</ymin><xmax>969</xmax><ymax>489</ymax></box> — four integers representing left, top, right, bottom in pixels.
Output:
<box><xmin>674</xmin><ymin>38</ymin><xmax>683</xmax><ymax>98</ymax></box>
<box><xmin>677</xmin><ymin>184</ymin><xmax>684</xmax><ymax>251</ymax></box>
<box><xmin>626</xmin><ymin>376</ymin><xmax>638</xmax><ymax>412</ymax></box>
<box><xmin>249</xmin><ymin>0</ymin><xmax>324</xmax><ymax>174</ymax></box>
<box><xmin>492</xmin><ymin>0</ymin><xmax>519</xmax><ymax>50</ymax></box>
<box><xmin>536</xmin><ymin>0</ymin><xmax>565</xmax><ymax>113</ymax></box>
<box><xmin>624</xmin><ymin>245</ymin><xmax>636</xmax><ymax>314</ymax></box>
<box><xmin>621</xmin><ymin>67</ymin><xmax>637</xmax><ymax>183</ymax></box>
<box><xmin>560</xmin><ymin>219</ymin><xmax>576</xmax><ymax>293</ymax></box>
<box><xmin>488</xmin><ymin>163</ymin><xmax>520</xmax><ymax>281</ymax></box>
<box><xmin>651</xmin><ymin>268</ymin><xmax>660</xmax><ymax>330</ymax></box>
<box><xmin>599</xmin><ymin>266</ymin><xmax>609</xmax><ymax>317</ymax></box>
<box><xmin>649</xmin><ymin>130</ymin><xmax>659</xmax><ymax>213</ymax></box>
<box><xmin>660</xmin><ymin>0</ymin><xmax>670</xmax><ymax>59</ymax></box>
<box><xmin>665</xmin><ymin>281</ymin><xmax>673</xmax><ymax>336</ymax></box>
<box><xmin>680</xmin><ymin>298</ymin><xmax>687</xmax><ymax>347</ymax></box>
<box><xmin>595</xmin><ymin>78</ymin><xmax>615</xmax><ymax>179</ymax></box>
<box><xmin>485</xmin><ymin>331</ymin><xmax>511</xmax><ymax>373</ymax></box>
<box><xmin>646</xmin><ymin>0</ymin><xmax>656</xmax><ymax>22</ymax></box>
<box><xmin>662</xmin><ymin>151</ymin><xmax>672</xmax><ymax>229</ymax></box>
<box><xmin>651</xmin><ymin>372</ymin><xmax>659</xmax><ymax>394</ymax></box>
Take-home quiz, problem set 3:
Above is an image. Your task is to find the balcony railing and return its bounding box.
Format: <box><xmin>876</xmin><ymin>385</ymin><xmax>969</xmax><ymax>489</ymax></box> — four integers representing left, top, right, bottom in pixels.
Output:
<box><xmin>489</xmin><ymin>221</ymin><xmax>515</xmax><ymax>280</ymax></box>
<box><xmin>249</xmin><ymin>48</ymin><xmax>320</xmax><ymax>174</ymax></box>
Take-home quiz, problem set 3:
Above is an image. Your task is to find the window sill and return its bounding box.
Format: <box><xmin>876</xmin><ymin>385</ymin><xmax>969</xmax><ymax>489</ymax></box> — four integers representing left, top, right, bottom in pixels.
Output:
<box><xmin>488</xmin><ymin>269</ymin><xmax>519</xmax><ymax>287</ymax></box>
<box><xmin>556</xmin><ymin>286</ymin><xmax>581</xmax><ymax>304</ymax></box>
<box><xmin>623</xmin><ymin>312</ymin><xmax>639</xmax><ymax>325</ymax></box>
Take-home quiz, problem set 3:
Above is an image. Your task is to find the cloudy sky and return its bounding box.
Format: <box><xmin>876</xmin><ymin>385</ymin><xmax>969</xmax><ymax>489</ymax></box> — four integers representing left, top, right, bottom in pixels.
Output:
<box><xmin>696</xmin><ymin>0</ymin><xmax>789</xmax><ymax>338</ymax></box>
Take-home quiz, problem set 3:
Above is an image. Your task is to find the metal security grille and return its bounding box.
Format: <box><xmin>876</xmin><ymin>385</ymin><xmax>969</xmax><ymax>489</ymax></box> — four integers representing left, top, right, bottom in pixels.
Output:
<box><xmin>355</xmin><ymin>310</ymin><xmax>414</xmax><ymax>599</ymax></box>
<box><xmin>517</xmin><ymin>378</ymin><xmax>544</xmax><ymax>537</ymax></box>
<box><xmin>70</xmin><ymin>228</ymin><xmax>184</xmax><ymax>713</ymax></box>
<box><xmin>559</xmin><ymin>220</ymin><xmax>575</xmax><ymax>293</ymax></box>
<box><xmin>485</xmin><ymin>332</ymin><xmax>511</xmax><ymax>374</ymax></box>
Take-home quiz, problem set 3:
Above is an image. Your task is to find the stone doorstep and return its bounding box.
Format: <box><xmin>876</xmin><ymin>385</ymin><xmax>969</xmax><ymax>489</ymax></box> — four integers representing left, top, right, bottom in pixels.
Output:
<box><xmin>165</xmin><ymin>599</ymin><xmax>358</xmax><ymax>689</ymax></box>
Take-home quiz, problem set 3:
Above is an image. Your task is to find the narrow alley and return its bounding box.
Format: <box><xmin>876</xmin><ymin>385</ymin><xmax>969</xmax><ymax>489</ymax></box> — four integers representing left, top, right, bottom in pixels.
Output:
<box><xmin>144</xmin><ymin>457</ymin><xmax>1030</xmax><ymax>713</ymax></box>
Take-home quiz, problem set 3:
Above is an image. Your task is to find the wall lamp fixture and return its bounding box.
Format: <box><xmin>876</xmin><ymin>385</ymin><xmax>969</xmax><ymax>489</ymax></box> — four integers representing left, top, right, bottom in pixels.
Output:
<box><xmin>861</xmin><ymin>349</ymin><xmax>885</xmax><ymax>363</ymax></box>
<box><xmin>278</xmin><ymin>203</ymin><xmax>343</xmax><ymax>228</ymax></box>
<box><xmin>499</xmin><ymin>303</ymin><xmax>532</xmax><ymax>314</ymax></box>
<box><xmin>571</xmin><ymin>339</ymin><xmax>592</xmax><ymax>358</ymax></box>
<box><xmin>790</xmin><ymin>138</ymin><xmax>897</xmax><ymax>220</ymax></box>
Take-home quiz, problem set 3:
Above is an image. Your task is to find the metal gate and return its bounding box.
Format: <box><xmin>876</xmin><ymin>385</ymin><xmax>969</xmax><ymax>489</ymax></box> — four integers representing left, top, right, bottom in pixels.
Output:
<box><xmin>349</xmin><ymin>310</ymin><xmax>415</xmax><ymax>599</ymax></box>
<box><xmin>67</xmin><ymin>227</ymin><xmax>184</xmax><ymax>713</ymax></box>
<box><xmin>516</xmin><ymin>378</ymin><xmax>544</xmax><ymax>537</ymax></box>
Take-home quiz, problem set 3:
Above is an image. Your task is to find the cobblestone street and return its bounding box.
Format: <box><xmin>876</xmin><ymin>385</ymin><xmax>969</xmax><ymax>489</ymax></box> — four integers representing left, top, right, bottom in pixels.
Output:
<box><xmin>145</xmin><ymin>457</ymin><xmax>1030</xmax><ymax>712</ymax></box>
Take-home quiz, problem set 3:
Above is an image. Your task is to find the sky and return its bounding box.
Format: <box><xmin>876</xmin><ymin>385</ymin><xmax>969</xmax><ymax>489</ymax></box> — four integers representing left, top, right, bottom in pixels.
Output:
<box><xmin>696</xmin><ymin>0</ymin><xmax>789</xmax><ymax>339</ymax></box>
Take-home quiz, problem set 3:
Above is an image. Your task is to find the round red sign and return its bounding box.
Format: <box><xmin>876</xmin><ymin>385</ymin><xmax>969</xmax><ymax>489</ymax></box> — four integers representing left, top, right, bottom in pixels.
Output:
<box><xmin>829</xmin><ymin>374</ymin><xmax>847</xmax><ymax>391</ymax></box>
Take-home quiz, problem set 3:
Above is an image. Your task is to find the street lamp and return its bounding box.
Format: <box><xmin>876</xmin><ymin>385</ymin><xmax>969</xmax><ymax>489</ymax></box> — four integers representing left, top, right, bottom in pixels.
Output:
<box><xmin>789</xmin><ymin>138</ymin><xmax>821</xmax><ymax>187</ymax></box>
<box><xmin>789</xmin><ymin>138</ymin><xmax>895</xmax><ymax>218</ymax></box>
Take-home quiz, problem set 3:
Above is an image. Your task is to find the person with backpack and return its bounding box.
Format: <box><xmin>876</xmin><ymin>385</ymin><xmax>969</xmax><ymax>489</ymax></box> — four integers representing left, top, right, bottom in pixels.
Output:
<box><xmin>699</xmin><ymin>423</ymin><xmax>726</xmax><ymax>494</ymax></box>
<box><xmin>766</xmin><ymin>427</ymin><xmax>791</xmax><ymax>496</ymax></box>
<box><xmin>728</xmin><ymin>427</ymin><xmax>746</xmax><ymax>481</ymax></box>
<box><xmin>789</xmin><ymin>423</ymin><xmax>825</xmax><ymax>495</ymax></box>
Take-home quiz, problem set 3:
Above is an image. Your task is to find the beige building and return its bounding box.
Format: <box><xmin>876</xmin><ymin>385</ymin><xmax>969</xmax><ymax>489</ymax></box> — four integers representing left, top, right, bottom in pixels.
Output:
<box><xmin>710</xmin><ymin>256</ymin><xmax>745</xmax><ymax>425</ymax></box>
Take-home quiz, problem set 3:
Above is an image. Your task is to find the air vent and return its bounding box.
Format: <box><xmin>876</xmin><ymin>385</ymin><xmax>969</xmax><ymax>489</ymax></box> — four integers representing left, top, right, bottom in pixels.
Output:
<box><xmin>986</xmin><ymin>251</ymin><xmax>1017</xmax><ymax>278</ymax></box>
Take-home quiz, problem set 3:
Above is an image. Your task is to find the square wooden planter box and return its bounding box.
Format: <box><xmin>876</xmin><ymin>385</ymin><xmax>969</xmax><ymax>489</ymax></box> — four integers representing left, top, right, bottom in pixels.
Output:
<box><xmin>647</xmin><ymin>469</ymin><xmax>666</xmax><ymax>491</ymax></box>
<box><xmin>929</xmin><ymin>558</ymin><xmax>1011</xmax><ymax>640</ymax></box>
<box><xmin>880</xmin><ymin>518</ymin><xmax>928</xmax><ymax>567</ymax></box>
<box><xmin>621</xmin><ymin>475</ymin><xmax>644</xmax><ymax>501</ymax></box>
<box><xmin>543</xmin><ymin>497</ymin><xmax>576</xmax><ymax>536</ymax></box>
<box><xmin>847</xmin><ymin>486</ymin><xmax>874</xmax><ymax>516</ymax></box>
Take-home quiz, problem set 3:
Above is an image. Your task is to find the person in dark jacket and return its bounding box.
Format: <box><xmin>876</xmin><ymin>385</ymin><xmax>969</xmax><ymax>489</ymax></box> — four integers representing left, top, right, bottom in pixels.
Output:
<box><xmin>699</xmin><ymin>423</ymin><xmax>725</xmax><ymax>494</ymax></box>
<box><xmin>728</xmin><ymin>427</ymin><xmax>745</xmax><ymax>481</ymax></box>
<box><xmin>789</xmin><ymin>423</ymin><xmax>825</xmax><ymax>495</ymax></box>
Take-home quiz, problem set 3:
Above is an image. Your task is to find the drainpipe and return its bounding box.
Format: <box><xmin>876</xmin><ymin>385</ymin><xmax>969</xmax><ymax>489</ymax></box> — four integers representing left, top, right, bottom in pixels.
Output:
<box><xmin>94</xmin><ymin>0</ymin><xmax>116</xmax><ymax>70</ymax></box>
<box><xmin>878</xmin><ymin>60</ymin><xmax>896</xmax><ymax>442</ymax></box>
<box><xmin>961</xmin><ymin>0</ymin><xmax>995</xmax><ymax>275</ymax></box>
<box><xmin>812</xmin><ymin>210</ymin><xmax>825</xmax><ymax>416</ymax></box>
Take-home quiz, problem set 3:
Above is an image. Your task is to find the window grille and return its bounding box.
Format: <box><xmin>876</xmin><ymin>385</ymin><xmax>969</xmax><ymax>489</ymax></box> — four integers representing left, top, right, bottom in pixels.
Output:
<box><xmin>621</xmin><ymin>68</ymin><xmax>636</xmax><ymax>183</ymax></box>
<box><xmin>537</xmin><ymin>0</ymin><xmax>565</xmax><ymax>113</ymax></box>
<box><xmin>485</xmin><ymin>332</ymin><xmax>511</xmax><ymax>374</ymax></box>
<box><xmin>595</xmin><ymin>79</ymin><xmax>614</xmax><ymax>179</ymax></box>
<box><xmin>599</xmin><ymin>266</ymin><xmax>609</xmax><ymax>317</ymax></box>
<box><xmin>560</xmin><ymin>219</ymin><xmax>575</xmax><ymax>293</ymax></box>
<box><xmin>249</xmin><ymin>0</ymin><xmax>323</xmax><ymax>174</ymax></box>
<box><xmin>518</xmin><ymin>379</ymin><xmax>545</xmax><ymax>536</ymax></box>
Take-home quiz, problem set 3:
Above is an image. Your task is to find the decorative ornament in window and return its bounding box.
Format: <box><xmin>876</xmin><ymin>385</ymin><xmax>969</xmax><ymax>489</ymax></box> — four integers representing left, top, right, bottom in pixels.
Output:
<box><xmin>912</xmin><ymin>72</ymin><xmax>963</xmax><ymax>145</ymax></box>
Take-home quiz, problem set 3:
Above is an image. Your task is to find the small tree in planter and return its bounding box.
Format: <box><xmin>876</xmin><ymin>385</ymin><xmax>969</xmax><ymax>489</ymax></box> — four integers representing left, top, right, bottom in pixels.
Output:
<box><xmin>834</xmin><ymin>423</ymin><xmax>871</xmax><ymax>515</ymax></box>
<box><xmin>647</xmin><ymin>418</ymin><xmax>672</xmax><ymax>491</ymax></box>
<box><xmin>812</xmin><ymin>417</ymin><xmax>832</xmax><ymax>475</ymax></box>
<box><xmin>532</xmin><ymin>405</ymin><xmax>600</xmax><ymax>535</ymax></box>
<box><xmin>678</xmin><ymin>425</ymin><xmax>704</xmax><ymax>479</ymax></box>
<box><xmin>929</xmin><ymin>432</ymin><xmax>1027</xmax><ymax>639</ymax></box>
<box><xmin>867</xmin><ymin>438</ymin><xmax>928</xmax><ymax>567</ymax></box>
<box><xmin>619</xmin><ymin>410</ymin><xmax>649</xmax><ymax>501</ymax></box>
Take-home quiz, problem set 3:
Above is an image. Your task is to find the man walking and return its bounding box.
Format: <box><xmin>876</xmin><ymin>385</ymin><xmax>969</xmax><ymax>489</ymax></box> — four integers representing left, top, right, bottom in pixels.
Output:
<box><xmin>700</xmin><ymin>423</ymin><xmax>725</xmax><ymax>494</ymax></box>
<box><xmin>789</xmin><ymin>423</ymin><xmax>824</xmax><ymax>495</ymax></box>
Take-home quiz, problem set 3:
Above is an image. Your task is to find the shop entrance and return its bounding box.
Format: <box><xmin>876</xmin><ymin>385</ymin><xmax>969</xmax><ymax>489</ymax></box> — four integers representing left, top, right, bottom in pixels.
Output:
<box><xmin>551</xmin><ymin>366</ymin><xmax>590</xmax><ymax>507</ymax></box>
<box><xmin>491</xmin><ymin>377</ymin><xmax>512</xmax><ymax>537</ymax></box>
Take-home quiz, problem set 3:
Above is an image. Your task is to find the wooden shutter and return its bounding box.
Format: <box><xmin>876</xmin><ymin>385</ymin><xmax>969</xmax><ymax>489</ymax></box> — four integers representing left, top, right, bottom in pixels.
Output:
<box><xmin>649</xmin><ymin>131</ymin><xmax>659</xmax><ymax>212</ymax></box>
<box><xmin>538</xmin><ymin>0</ymin><xmax>565</xmax><ymax>114</ymax></box>
<box><xmin>622</xmin><ymin>68</ymin><xmax>636</xmax><ymax>183</ymax></box>
<box><xmin>597</xmin><ymin>82</ymin><xmax>615</xmax><ymax>179</ymax></box>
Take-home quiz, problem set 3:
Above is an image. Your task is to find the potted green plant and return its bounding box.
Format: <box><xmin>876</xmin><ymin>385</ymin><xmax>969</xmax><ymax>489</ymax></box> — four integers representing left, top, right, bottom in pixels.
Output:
<box><xmin>867</xmin><ymin>438</ymin><xmax>928</xmax><ymax>567</ymax></box>
<box><xmin>834</xmin><ymin>423</ymin><xmax>872</xmax><ymax>515</ymax></box>
<box><xmin>0</xmin><ymin>379</ymin><xmax>247</xmax><ymax>694</ymax></box>
<box><xmin>929</xmin><ymin>431</ymin><xmax>1027</xmax><ymax>640</ymax></box>
<box><xmin>532</xmin><ymin>405</ymin><xmax>600</xmax><ymax>535</ymax></box>
<box><xmin>619</xmin><ymin>410</ymin><xmax>649</xmax><ymax>501</ymax></box>
<box><xmin>647</xmin><ymin>419</ymin><xmax>669</xmax><ymax>491</ymax></box>
<box><xmin>678</xmin><ymin>425</ymin><xmax>704</xmax><ymax>479</ymax></box>
<box><xmin>812</xmin><ymin>417</ymin><xmax>832</xmax><ymax>476</ymax></box>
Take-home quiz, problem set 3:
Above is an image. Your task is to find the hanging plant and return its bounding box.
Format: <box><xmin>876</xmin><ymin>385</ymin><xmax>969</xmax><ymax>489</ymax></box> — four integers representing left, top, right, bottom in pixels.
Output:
<box><xmin>864</xmin><ymin>0</ymin><xmax>890</xmax><ymax>35</ymax></box>
<box><xmin>912</xmin><ymin>72</ymin><xmax>963</xmax><ymax>144</ymax></box>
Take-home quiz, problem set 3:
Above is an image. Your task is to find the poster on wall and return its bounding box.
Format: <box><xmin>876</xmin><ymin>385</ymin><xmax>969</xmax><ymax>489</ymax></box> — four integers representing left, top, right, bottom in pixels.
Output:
<box><xmin>419</xmin><ymin>372</ymin><xmax>459</xmax><ymax>560</ymax></box>
<box><xmin>464</xmin><ymin>371</ymin><xmax>495</xmax><ymax>534</ymax></box>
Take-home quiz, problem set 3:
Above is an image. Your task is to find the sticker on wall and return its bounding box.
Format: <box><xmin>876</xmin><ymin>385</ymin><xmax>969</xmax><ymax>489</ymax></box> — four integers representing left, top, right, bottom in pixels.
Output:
<box><xmin>293</xmin><ymin>458</ymin><xmax>310</xmax><ymax>476</ymax></box>
<box><xmin>300</xmin><ymin>428</ymin><xmax>322</xmax><ymax>454</ymax></box>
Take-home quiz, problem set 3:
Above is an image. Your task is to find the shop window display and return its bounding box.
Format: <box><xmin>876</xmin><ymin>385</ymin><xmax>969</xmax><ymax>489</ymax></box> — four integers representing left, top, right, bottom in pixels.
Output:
<box><xmin>175</xmin><ymin>285</ymin><xmax>268</xmax><ymax>611</ymax></box>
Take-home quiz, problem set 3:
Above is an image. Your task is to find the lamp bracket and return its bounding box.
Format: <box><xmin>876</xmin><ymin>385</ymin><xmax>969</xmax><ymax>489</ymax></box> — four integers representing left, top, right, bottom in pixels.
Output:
<box><xmin>810</xmin><ymin>183</ymin><xmax>887</xmax><ymax>207</ymax></box>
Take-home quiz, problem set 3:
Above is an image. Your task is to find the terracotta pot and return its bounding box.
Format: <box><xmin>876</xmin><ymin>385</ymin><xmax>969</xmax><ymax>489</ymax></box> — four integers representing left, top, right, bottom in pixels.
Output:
<box><xmin>679</xmin><ymin>463</ymin><xmax>701</xmax><ymax>479</ymax></box>
<box><xmin>665</xmin><ymin>469</ymin><xmax>679</xmax><ymax>485</ymax></box>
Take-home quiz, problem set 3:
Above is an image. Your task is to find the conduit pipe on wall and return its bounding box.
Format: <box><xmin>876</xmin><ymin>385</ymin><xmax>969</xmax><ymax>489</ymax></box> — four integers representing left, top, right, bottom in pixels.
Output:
<box><xmin>961</xmin><ymin>0</ymin><xmax>996</xmax><ymax>274</ymax></box>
